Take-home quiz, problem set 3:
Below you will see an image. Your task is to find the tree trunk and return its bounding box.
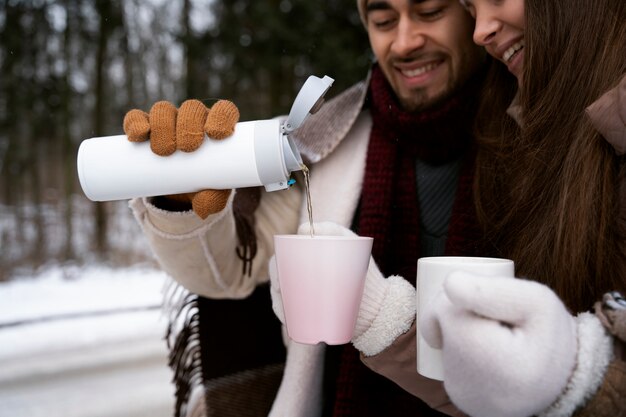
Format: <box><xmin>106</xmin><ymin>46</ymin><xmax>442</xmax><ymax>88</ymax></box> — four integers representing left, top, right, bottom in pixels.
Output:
<box><xmin>93</xmin><ymin>0</ymin><xmax>112</xmax><ymax>255</ymax></box>
<box><xmin>61</xmin><ymin>0</ymin><xmax>76</xmax><ymax>261</ymax></box>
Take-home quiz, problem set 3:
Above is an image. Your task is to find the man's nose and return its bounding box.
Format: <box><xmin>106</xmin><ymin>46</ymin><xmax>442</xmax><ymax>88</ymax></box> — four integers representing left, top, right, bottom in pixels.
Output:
<box><xmin>391</xmin><ymin>17</ymin><xmax>427</xmax><ymax>57</ymax></box>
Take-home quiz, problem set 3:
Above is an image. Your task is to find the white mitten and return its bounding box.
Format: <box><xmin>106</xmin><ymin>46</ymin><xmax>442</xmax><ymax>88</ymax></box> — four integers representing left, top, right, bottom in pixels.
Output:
<box><xmin>420</xmin><ymin>272</ymin><xmax>613</xmax><ymax>417</ymax></box>
<box><xmin>268</xmin><ymin>340</ymin><xmax>325</xmax><ymax>417</ymax></box>
<box><xmin>269</xmin><ymin>221</ymin><xmax>415</xmax><ymax>356</ymax></box>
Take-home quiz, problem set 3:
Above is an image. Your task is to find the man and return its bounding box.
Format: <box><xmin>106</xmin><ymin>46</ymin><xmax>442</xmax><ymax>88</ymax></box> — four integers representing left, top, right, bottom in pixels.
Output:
<box><xmin>125</xmin><ymin>0</ymin><xmax>487</xmax><ymax>415</ymax></box>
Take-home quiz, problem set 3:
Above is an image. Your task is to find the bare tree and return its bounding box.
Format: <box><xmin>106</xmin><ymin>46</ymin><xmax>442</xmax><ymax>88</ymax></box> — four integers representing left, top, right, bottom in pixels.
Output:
<box><xmin>92</xmin><ymin>0</ymin><xmax>123</xmax><ymax>254</ymax></box>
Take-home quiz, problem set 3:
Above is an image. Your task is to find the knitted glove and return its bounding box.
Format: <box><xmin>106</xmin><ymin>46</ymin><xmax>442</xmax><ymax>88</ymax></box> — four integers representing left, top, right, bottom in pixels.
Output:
<box><xmin>420</xmin><ymin>272</ymin><xmax>613</xmax><ymax>417</ymax></box>
<box><xmin>269</xmin><ymin>221</ymin><xmax>415</xmax><ymax>355</ymax></box>
<box><xmin>596</xmin><ymin>291</ymin><xmax>626</xmax><ymax>341</ymax></box>
<box><xmin>123</xmin><ymin>99</ymin><xmax>240</xmax><ymax>219</ymax></box>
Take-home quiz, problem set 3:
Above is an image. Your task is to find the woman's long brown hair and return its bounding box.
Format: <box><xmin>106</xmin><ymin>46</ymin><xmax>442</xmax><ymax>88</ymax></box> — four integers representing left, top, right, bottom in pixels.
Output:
<box><xmin>474</xmin><ymin>0</ymin><xmax>626</xmax><ymax>312</ymax></box>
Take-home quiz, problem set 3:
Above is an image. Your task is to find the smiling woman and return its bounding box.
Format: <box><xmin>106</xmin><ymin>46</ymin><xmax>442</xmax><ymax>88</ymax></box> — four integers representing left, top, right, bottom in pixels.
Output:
<box><xmin>457</xmin><ymin>0</ymin><xmax>626</xmax><ymax>415</ymax></box>
<box><xmin>473</xmin><ymin>0</ymin><xmax>626</xmax><ymax>314</ymax></box>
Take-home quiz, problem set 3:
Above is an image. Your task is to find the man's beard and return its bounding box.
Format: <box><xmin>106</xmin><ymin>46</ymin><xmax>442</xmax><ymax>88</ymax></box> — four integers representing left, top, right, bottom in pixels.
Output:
<box><xmin>399</xmin><ymin>81</ymin><xmax>456</xmax><ymax>113</ymax></box>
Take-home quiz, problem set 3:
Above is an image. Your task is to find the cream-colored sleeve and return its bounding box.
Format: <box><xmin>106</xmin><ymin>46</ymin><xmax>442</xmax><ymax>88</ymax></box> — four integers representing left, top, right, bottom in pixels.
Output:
<box><xmin>129</xmin><ymin>187</ymin><xmax>302</xmax><ymax>299</ymax></box>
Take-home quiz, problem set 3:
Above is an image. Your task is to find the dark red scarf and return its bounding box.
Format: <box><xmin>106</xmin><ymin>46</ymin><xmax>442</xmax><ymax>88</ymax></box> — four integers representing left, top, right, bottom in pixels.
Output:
<box><xmin>330</xmin><ymin>65</ymin><xmax>484</xmax><ymax>417</ymax></box>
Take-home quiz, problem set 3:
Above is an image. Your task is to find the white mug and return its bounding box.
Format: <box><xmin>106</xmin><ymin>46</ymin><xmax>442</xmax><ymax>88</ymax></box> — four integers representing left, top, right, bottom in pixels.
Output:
<box><xmin>416</xmin><ymin>256</ymin><xmax>514</xmax><ymax>381</ymax></box>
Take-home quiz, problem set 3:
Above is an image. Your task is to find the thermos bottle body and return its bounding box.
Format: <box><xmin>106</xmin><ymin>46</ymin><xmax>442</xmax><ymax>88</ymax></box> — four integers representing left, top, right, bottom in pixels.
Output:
<box><xmin>77</xmin><ymin>119</ymin><xmax>303</xmax><ymax>201</ymax></box>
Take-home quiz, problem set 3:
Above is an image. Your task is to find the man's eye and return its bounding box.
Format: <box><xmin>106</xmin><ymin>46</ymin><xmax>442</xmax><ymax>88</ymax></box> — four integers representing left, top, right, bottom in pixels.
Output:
<box><xmin>374</xmin><ymin>18</ymin><xmax>395</xmax><ymax>29</ymax></box>
<box><xmin>419</xmin><ymin>8</ymin><xmax>444</xmax><ymax>20</ymax></box>
<box><xmin>370</xmin><ymin>12</ymin><xmax>397</xmax><ymax>29</ymax></box>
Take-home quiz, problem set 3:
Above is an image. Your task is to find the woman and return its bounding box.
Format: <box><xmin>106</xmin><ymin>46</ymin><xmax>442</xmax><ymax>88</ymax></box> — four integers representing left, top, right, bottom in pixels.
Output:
<box><xmin>419</xmin><ymin>0</ymin><xmax>626</xmax><ymax>416</ymax></box>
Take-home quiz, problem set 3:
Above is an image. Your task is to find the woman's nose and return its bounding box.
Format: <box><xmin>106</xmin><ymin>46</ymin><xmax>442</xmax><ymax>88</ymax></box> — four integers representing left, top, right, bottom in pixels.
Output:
<box><xmin>473</xmin><ymin>13</ymin><xmax>501</xmax><ymax>46</ymax></box>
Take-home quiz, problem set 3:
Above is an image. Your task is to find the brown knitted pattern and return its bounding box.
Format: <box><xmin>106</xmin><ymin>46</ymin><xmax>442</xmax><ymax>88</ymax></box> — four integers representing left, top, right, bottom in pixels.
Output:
<box><xmin>205</xmin><ymin>100</ymin><xmax>240</xmax><ymax>140</ymax></box>
<box><xmin>192</xmin><ymin>190</ymin><xmax>231</xmax><ymax>219</ymax></box>
<box><xmin>123</xmin><ymin>109</ymin><xmax>150</xmax><ymax>142</ymax></box>
<box><xmin>203</xmin><ymin>364</ymin><xmax>284</xmax><ymax>417</ymax></box>
<box><xmin>594</xmin><ymin>294</ymin><xmax>626</xmax><ymax>343</ymax></box>
<box><xmin>149</xmin><ymin>101</ymin><xmax>178</xmax><ymax>156</ymax></box>
<box><xmin>572</xmin><ymin>360</ymin><xmax>626</xmax><ymax>417</ymax></box>
<box><xmin>122</xmin><ymin>99</ymin><xmax>240</xmax><ymax>218</ymax></box>
<box><xmin>177</xmin><ymin>99</ymin><xmax>209</xmax><ymax>152</ymax></box>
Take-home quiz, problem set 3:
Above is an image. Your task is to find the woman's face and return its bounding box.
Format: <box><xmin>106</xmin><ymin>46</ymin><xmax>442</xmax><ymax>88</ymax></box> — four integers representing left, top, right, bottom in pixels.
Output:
<box><xmin>461</xmin><ymin>0</ymin><xmax>525</xmax><ymax>84</ymax></box>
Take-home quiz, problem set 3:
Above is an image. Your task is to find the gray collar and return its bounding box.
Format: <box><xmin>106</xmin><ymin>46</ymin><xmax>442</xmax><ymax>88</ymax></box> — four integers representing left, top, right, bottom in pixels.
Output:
<box><xmin>291</xmin><ymin>71</ymin><xmax>371</xmax><ymax>164</ymax></box>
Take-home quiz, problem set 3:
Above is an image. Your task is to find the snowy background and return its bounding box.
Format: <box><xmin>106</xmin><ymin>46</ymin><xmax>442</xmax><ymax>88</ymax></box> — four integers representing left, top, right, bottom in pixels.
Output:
<box><xmin>0</xmin><ymin>216</ymin><xmax>177</xmax><ymax>417</ymax></box>
<box><xmin>0</xmin><ymin>1</ymin><xmax>371</xmax><ymax>415</ymax></box>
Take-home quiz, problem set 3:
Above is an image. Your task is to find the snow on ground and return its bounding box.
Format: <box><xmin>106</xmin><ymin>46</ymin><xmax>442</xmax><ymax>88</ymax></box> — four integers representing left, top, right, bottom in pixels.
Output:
<box><xmin>0</xmin><ymin>264</ymin><xmax>176</xmax><ymax>417</ymax></box>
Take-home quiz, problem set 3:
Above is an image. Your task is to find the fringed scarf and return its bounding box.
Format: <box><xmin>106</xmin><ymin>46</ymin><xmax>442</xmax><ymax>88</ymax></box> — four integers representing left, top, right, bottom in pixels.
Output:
<box><xmin>330</xmin><ymin>64</ymin><xmax>484</xmax><ymax>417</ymax></box>
<box><xmin>167</xmin><ymin>187</ymin><xmax>286</xmax><ymax>417</ymax></box>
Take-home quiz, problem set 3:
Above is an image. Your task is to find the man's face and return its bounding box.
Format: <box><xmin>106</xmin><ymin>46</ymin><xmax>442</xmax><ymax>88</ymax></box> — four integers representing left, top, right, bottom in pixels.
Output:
<box><xmin>366</xmin><ymin>0</ymin><xmax>484</xmax><ymax>111</ymax></box>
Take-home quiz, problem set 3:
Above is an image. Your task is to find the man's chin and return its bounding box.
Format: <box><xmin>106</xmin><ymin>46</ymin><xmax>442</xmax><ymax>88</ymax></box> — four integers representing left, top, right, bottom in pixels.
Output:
<box><xmin>400</xmin><ymin>88</ymin><xmax>453</xmax><ymax>113</ymax></box>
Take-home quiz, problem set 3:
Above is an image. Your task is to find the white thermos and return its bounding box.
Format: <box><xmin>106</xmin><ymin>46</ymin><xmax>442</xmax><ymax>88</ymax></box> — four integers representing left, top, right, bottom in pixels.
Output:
<box><xmin>77</xmin><ymin>75</ymin><xmax>334</xmax><ymax>201</ymax></box>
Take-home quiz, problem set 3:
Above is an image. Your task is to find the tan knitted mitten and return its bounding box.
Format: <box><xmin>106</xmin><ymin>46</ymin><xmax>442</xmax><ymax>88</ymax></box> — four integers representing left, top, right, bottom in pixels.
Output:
<box><xmin>123</xmin><ymin>99</ymin><xmax>240</xmax><ymax>218</ymax></box>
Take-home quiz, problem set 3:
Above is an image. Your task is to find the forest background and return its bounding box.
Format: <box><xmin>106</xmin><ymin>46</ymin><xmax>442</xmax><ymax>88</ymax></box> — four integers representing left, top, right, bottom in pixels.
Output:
<box><xmin>0</xmin><ymin>0</ymin><xmax>371</xmax><ymax>281</ymax></box>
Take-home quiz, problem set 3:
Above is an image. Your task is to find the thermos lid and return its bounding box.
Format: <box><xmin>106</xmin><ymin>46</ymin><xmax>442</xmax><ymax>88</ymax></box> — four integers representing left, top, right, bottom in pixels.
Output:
<box><xmin>283</xmin><ymin>75</ymin><xmax>334</xmax><ymax>134</ymax></box>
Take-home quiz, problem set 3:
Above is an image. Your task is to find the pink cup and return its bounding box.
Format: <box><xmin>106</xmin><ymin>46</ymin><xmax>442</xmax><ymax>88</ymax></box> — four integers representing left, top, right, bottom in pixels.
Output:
<box><xmin>274</xmin><ymin>234</ymin><xmax>373</xmax><ymax>345</ymax></box>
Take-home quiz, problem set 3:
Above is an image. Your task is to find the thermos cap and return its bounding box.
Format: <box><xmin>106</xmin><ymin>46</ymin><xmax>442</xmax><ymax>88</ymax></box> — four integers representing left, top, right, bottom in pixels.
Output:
<box><xmin>283</xmin><ymin>75</ymin><xmax>334</xmax><ymax>134</ymax></box>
